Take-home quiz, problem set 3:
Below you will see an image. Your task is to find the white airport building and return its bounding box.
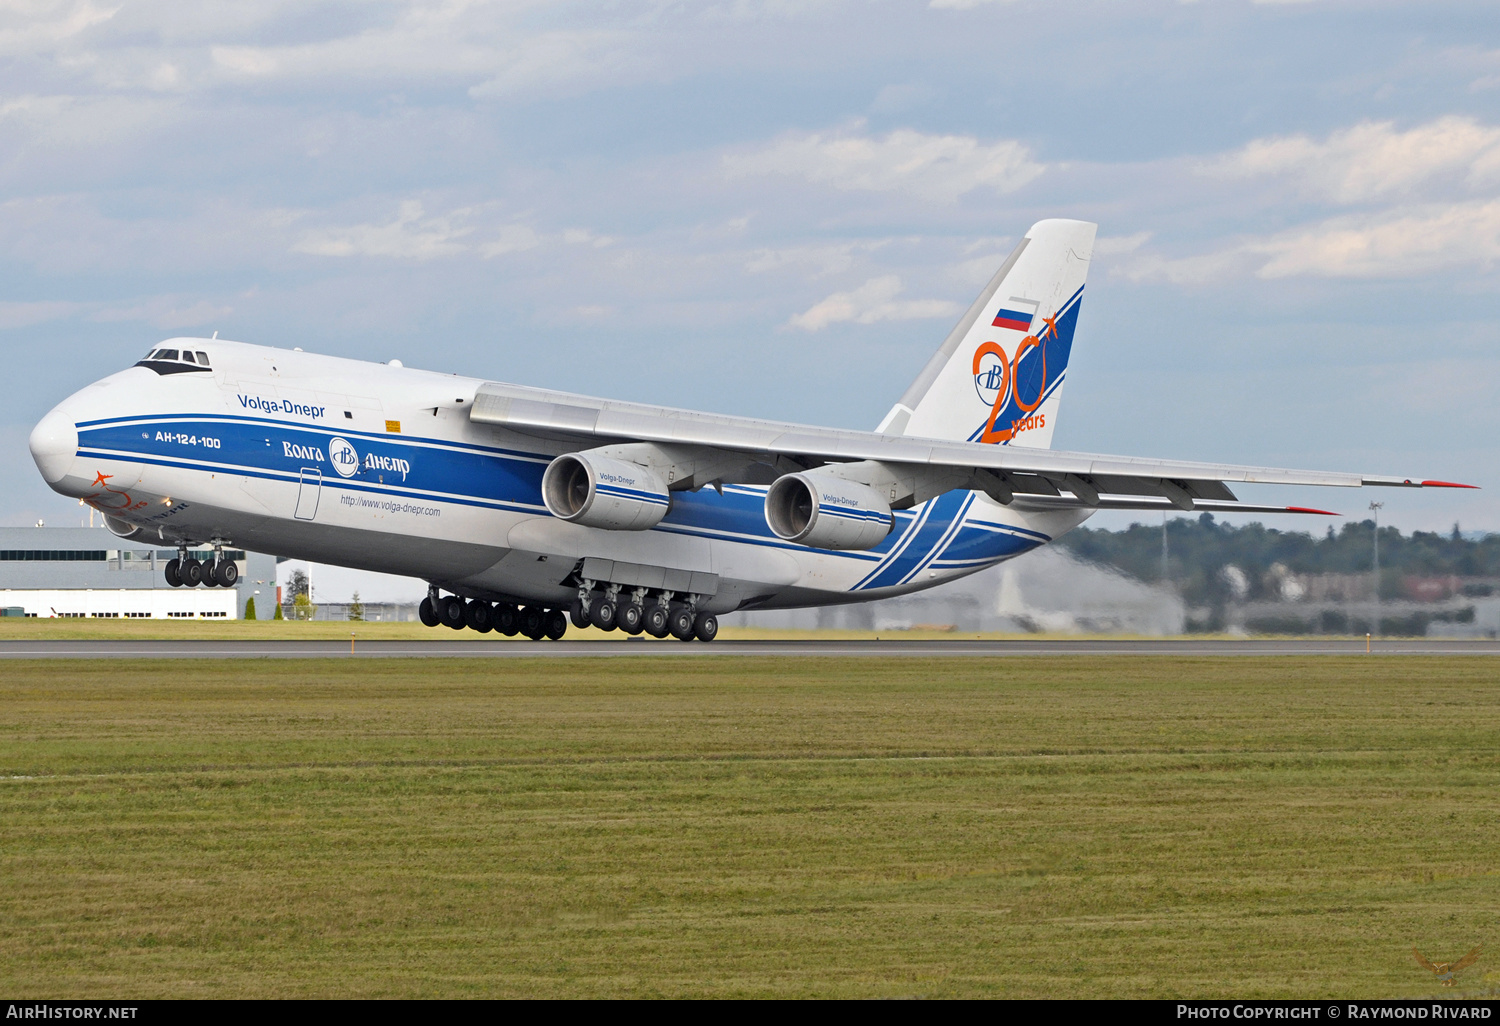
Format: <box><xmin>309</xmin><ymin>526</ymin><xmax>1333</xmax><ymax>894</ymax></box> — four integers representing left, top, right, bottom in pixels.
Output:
<box><xmin>0</xmin><ymin>525</ymin><xmax>278</xmax><ymax>619</ymax></box>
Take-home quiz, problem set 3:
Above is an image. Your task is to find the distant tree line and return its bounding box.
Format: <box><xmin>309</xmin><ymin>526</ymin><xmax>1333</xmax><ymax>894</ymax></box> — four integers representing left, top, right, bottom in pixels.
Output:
<box><xmin>1056</xmin><ymin>514</ymin><xmax>1500</xmax><ymax>608</ymax></box>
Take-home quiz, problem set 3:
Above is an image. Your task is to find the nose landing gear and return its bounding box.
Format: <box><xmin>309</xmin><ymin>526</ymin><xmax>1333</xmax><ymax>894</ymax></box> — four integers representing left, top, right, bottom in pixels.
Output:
<box><xmin>162</xmin><ymin>543</ymin><xmax>238</xmax><ymax>588</ymax></box>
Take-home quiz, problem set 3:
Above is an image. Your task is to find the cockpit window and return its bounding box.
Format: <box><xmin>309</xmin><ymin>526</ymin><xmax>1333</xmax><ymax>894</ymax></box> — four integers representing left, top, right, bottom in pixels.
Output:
<box><xmin>134</xmin><ymin>346</ymin><xmax>213</xmax><ymax>375</ymax></box>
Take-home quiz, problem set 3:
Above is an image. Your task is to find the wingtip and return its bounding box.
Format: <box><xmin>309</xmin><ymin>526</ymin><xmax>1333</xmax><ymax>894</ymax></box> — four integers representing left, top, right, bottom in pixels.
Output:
<box><xmin>1421</xmin><ymin>480</ymin><xmax>1480</xmax><ymax>489</ymax></box>
<box><xmin>1286</xmin><ymin>506</ymin><xmax>1340</xmax><ymax>516</ymax></box>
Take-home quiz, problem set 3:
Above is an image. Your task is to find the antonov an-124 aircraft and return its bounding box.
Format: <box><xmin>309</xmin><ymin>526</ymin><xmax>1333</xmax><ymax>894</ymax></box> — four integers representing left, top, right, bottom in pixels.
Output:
<box><xmin>28</xmin><ymin>219</ymin><xmax>1473</xmax><ymax>641</ymax></box>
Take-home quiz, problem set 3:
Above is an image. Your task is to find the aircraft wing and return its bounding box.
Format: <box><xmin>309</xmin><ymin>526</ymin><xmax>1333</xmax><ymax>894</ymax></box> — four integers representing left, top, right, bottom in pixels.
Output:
<box><xmin>469</xmin><ymin>381</ymin><xmax>1473</xmax><ymax>511</ymax></box>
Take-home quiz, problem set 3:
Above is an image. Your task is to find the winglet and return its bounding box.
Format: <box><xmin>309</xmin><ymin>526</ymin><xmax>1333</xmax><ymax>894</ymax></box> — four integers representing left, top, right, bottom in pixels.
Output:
<box><xmin>1421</xmin><ymin>480</ymin><xmax>1480</xmax><ymax>489</ymax></box>
<box><xmin>1286</xmin><ymin>506</ymin><xmax>1340</xmax><ymax>516</ymax></box>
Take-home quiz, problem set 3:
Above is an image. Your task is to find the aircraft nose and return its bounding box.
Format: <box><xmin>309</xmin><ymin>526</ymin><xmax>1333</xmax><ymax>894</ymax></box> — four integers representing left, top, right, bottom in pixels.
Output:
<box><xmin>29</xmin><ymin>404</ymin><xmax>79</xmax><ymax>484</ymax></box>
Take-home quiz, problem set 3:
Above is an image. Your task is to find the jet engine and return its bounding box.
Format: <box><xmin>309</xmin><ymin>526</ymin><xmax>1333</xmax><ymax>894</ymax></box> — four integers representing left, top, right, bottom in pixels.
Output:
<box><xmin>542</xmin><ymin>451</ymin><xmax>670</xmax><ymax>530</ymax></box>
<box><xmin>764</xmin><ymin>470</ymin><xmax>894</xmax><ymax>551</ymax></box>
<box><xmin>103</xmin><ymin>514</ymin><xmax>142</xmax><ymax>539</ymax></box>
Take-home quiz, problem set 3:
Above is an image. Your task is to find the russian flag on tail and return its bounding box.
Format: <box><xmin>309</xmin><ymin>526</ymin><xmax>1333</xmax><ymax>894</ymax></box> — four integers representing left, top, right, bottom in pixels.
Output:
<box><xmin>992</xmin><ymin>296</ymin><xmax>1040</xmax><ymax>332</ymax></box>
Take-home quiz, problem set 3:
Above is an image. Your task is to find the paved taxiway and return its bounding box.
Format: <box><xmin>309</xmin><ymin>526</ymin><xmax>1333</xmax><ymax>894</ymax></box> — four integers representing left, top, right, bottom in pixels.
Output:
<box><xmin>1</xmin><ymin>638</ymin><xmax>1497</xmax><ymax>658</ymax></box>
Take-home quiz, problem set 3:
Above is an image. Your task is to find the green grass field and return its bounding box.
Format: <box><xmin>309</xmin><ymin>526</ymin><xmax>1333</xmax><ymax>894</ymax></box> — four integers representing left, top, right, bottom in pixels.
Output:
<box><xmin>0</xmin><ymin>617</ymin><xmax>1186</xmax><ymax>642</ymax></box>
<box><xmin>2</xmin><ymin>656</ymin><xmax>1496</xmax><ymax>998</ymax></box>
<box><xmin>2</xmin><ymin>617</ymin><xmax>1456</xmax><ymax>643</ymax></box>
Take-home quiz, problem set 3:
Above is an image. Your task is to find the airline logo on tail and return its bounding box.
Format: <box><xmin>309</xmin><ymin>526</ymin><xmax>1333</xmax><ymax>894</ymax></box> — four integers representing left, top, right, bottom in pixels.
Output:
<box><xmin>969</xmin><ymin>290</ymin><xmax>1082</xmax><ymax>445</ymax></box>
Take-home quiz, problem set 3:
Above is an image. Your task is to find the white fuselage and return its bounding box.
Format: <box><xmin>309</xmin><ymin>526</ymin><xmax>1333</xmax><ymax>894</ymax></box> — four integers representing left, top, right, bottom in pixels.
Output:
<box><xmin>30</xmin><ymin>339</ymin><xmax>1090</xmax><ymax>614</ymax></box>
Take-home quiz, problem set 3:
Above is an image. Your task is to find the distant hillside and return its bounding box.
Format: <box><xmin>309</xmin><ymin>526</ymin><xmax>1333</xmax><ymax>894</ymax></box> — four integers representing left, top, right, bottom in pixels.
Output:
<box><xmin>1056</xmin><ymin>515</ymin><xmax>1500</xmax><ymax>609</ymax></box>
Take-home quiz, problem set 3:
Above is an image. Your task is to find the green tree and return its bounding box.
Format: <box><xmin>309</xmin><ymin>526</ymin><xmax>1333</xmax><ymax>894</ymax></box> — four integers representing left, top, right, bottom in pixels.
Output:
<box><xmin>244</xmin><ymin>596</ymin><xmax>257</xmax><ymax>620</ymax></box>
<box><xmin>272</xmin><ymin>601</ymin><xmax>284</xmax><ymax>620</ymax></box>
<box><xmin>293</xmin><ymin>592</ymin><xmax>316</xmax><ymax>621</ymax></box>
<box><xmin>349</xmin><ymin>591</ymin><xmax>364</xmax><ymax>622</ymax></box>
<box><xmin>1057</xmin><ymin>515</ymin><xmax>1500</xmax><ymax>609</ymax></box>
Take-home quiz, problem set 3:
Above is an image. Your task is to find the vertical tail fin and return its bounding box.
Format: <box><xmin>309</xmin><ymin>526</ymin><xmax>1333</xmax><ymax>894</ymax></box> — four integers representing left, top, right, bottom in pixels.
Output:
<box><xmin>878</xmin><ymin>219</ymin><xmax>1095</xmax><ymax>449</ymax></box>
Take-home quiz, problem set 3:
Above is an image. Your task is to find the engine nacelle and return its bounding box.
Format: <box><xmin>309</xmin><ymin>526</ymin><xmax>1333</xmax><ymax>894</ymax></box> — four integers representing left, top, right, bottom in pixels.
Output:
<box><xmin>103</xmin><ymin>514</ymin><xmax>142</xmax><ymax>539</ymax></box>
<box><xmin>764</xmin><ymin>471</ymin><xmax>894</xmax><ymax>551</ymax></box>
<box><xmin>542</xmin><ymin>452</ymin><xmax>670</xmax><ymax>531</ymax></box>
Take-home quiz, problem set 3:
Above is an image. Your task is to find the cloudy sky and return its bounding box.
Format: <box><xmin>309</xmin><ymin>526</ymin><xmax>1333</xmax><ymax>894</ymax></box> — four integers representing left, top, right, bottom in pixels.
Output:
<box><xmin>4</xmin><ymin>0</ymin><xmax>1497</xmax><ymax>540</ymax></box>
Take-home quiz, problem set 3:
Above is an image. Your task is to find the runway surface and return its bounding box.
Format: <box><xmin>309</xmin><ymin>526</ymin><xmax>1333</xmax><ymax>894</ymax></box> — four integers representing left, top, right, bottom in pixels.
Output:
<box><xmin>1</xmin><ymin>637</ymin><xmax>1497</xmax><ymax>658</ymax></box>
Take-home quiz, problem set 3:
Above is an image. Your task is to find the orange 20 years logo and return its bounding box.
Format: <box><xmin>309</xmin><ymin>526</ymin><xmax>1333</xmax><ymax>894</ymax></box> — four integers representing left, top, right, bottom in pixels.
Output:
<box><xmin>972</xmin><ymin>313</ymin><xmax>1058</xmax><ymax>444</ymax></box>
<box><xmin>85</xmin><ymin>471</ymin><xmax>149</xmax><ymax>513</ymax></box>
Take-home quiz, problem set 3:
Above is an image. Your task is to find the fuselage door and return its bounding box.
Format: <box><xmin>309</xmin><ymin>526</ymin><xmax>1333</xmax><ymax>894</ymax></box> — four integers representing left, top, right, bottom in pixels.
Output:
<box><xmin>294</xmin><ymin>467</ymin><xmax>322</xmax><ymax>520</ymax></box>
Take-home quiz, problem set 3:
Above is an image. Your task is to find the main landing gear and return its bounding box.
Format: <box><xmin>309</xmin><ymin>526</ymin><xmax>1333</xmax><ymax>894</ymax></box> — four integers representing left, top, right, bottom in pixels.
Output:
<box><xmin>163</xmin><ymin>544</ymin><xmax>238</xmax><ymax>588</ymax></box>
<box><xmin>419</xmin><ymin>589</ymin><xmax>568</xmax><ymax>641</ymax></box>
<box><xmin>415</xmin><ymin>583</ymin><xmax>719</xmax><ymax>642</ymax></box>
<box><xmin>570</xmin><ymin>583</ymin><xmax>718</xmax><ymax>642</ymax></box>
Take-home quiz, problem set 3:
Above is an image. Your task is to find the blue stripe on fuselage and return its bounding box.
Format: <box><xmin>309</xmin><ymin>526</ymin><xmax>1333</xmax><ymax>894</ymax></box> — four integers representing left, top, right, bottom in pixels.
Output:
<box><xmin>80</xmin><ymin>416</ymin><xmax>550</xmax><ymax>513</ymax></box>
<box><xmin>77</xmin><ymin>413</ymin><xmax>1045</xmax><ymax>585</ymax></box>
<box><xmin>854</xmin><ymin>490</ymin><xmax>974</xmax><ymax>591</ymax></box>
<box><xmin>932</xmin><ymin>522</ymin><xmax>1043</xmax><ymax>566</ymax></box>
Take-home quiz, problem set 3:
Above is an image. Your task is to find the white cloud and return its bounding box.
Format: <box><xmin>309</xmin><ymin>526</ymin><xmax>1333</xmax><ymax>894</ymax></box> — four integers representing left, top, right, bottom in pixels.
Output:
<box><xmin>1112</xmin><ymin>248</ymin><xmax>1253</xmax><ymax>286</ymax></box>
<box><xmin>1117</xmin><ymin>201</ymin><xmax>1500</xmax><ymax>282</ymax></box>
<box><xmin>1249</xmin><ymin>200</ymin><xmax>1500</xmax><ymax>279</ymax></box>
<box><xmin>1093</xmin><ymin>232</ymin><xmax>1152</xmax><ymax>257</ymax></box>
<box><xmin>467</xmin><ymin>30</ymin><xmax>647</xmax><ymax>101</ymax></box>
<box><xmin>479</xmin><ymin>224</ymin><xmax>541</xmax><ymax>258</ymax></box>
<box><xmin>290</xmin><ymin>202</ymin><xmax>610</xmax><ymax>262</ymax></box>
<box><xmin>744</xmin><ymin>240</ymin><xmax>887</xmax><ymax>277</ymax></box>
<box><xmin>209</xmin><ymin>44</ymin><xmax>277</xmax><ymax>77</ymax></box>
<box><xmin>0</xmin><ymin>300</ymin><xmax>75</xmax><ymax>330</ymax></box>
<box><xmin>562</xmin><ymin>304</ymin><xmax>616</xmax><ymax>322</ymax></box>
<box><xmin>1115</xmin><ymin>115</ymin><xmax>1500</xmax><ymax>283</ymax></box>
<box><xmin>0</xmin><ymin>0</ymin><xmax>117</xmax><ymax>57</ymax></box>
<box><xmin>787</xmin><ymin>275</ymin><xmax>960</xmax><ymax>331</ymax></box>
<box><xmin>726</xmin><ymin>123</ymin><xmax>1044</xmax><ymax>203</ymax></box>
<box><xmin>1211</xmin><ymin>117</ymin><xmax>1500</xmax><ymax>203</ymax></box>
<box><xmin>869</xmin><ymin>83</ymin><xmax>936</xmax><ymax>114</ymax></box>
<box><xmin>205</xmin><ymin>8</ymin><xmax>650</xmax><ymax>103</ymax></box>
<box><xmin>292</xmin><ymin>201</ymin><xmax>474</xmax><ymax>260</ymax></box>
<box><xmin>562</xmin><ymin>228</ymin><xmax>613</xmax><ymax>248</ymax></box>
<box><xmin>94</xmin><ymin>297</ymin><xmax>232</xmax><ymax>329</ymax></box>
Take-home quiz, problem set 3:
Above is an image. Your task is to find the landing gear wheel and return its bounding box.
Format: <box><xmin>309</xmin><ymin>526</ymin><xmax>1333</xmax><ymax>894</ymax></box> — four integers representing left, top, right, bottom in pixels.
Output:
<box><xmin>164</xmin><ymin>558</ymin><xmax>181</xmax><ymax>588</ymax></box>
<box><xmin>570</xmin><ymin>596</ymin><xmax>591</xmax><ymax>629</ymax></box>
<box><xmin>419</xmin><ymin>596</ymin><xmax>441</xmax><ymax>627</ymax></box>
<box><xmin>494</xmin><ymin>603</ymin><xmax>519</xmax><ymax>636</ymax></box>
<box><xmin>643</xmin><ymin>605</ymin><xmax>669</xmax><ymax>638</ymax></box>
<box><xmin>544</xmin><ymin>609</ymin><xmax>568</xmax><ymax>640</ymax></box>
<box><xmin>618</xmin><ymin>602</ymin><xmax>644</xmax><ymax>635</ymax></box>
<box><xmin>590</xmin><ymin>598</ymin><xmax>617</xmax><ymax>632</ymax></box>
<box><xmin>440</xmin><ymin>595</ymin><xmax>466</xmax><ymax>630</ymax></box>
<box><xmin>464</xmin><ymin>599</ymin><xmax>493</xmax><ymax>633</ymax></box>
<box><xmin>668</xmin><ymin>605</ymin><xmax>696</xmax><ymax>641</ymax></box>
<box><xmin>693</xmin><ymin>612</ymin><xmax>718</xmax><ymax>643</ymax></box>
<box><xmin>182</xmin><ymin>559</ymin><xmax>203</xmax><ymax>587</ymax></box>
<box><xmin>519</xmin><ymin>606</ymin><xmax>545</xmax><ymax>639</ymax></box>
<box><xmin>214</xmin><ymin>559</ymin><xmax>238</xmax><ymax>587</ymax></box>
<box><xmin>200</xmin><ymin>561</ymin><xmax>218</xmax><ymax>587</ymax></box>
